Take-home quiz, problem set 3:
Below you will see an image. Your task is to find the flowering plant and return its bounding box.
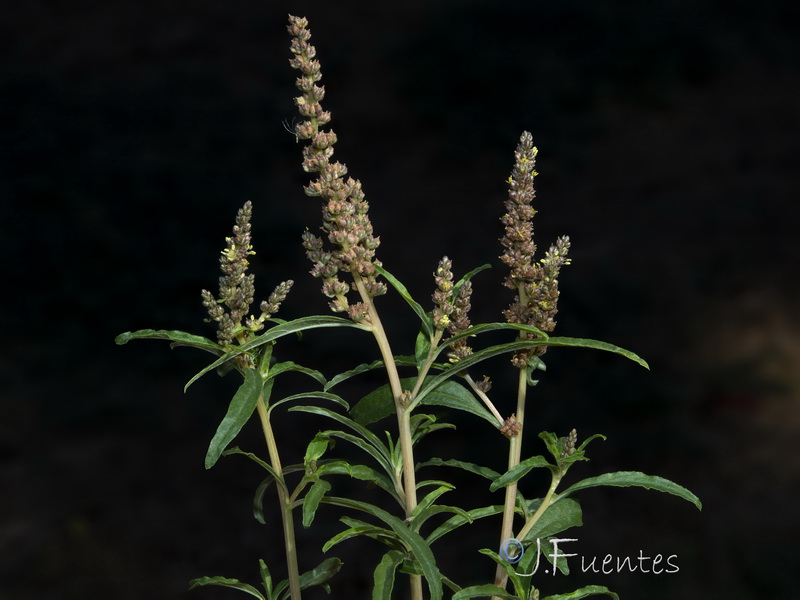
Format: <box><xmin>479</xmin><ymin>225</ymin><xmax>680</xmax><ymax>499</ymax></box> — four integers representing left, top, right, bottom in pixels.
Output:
<box><xmin>116</xmin><ymin>15</ymin><xmax>700</xmax><ymax>600</ymax></box>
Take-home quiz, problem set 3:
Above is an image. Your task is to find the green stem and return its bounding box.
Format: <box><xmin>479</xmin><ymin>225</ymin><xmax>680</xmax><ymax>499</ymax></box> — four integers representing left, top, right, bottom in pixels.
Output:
<box><xmin>256</xmin><ymin>396</ymin><xmax>302</xmax><ymax>600</ymax></box>
<box><xmin>464</xmin><ymin>374</ymin><xmax>504</xmax><ymax>426</ymax></box>
<box><xmin>409</xmin><ymin>328</ymin><xmax>444</xmax><ymax>401</ymax></box>
<box><xmin>492</xmin><ymin>369</ymin><xmax>527</xmax><ymax>596</ymax></box>
<box><xmin>351</xmin><ymin>275</ymin><xmax>423</xmax><ymax>600</ymax></box>
<box><xmin>516</xmin><ymin>474</ymin><xmax>561</xmax><ymax>542</ymax></box>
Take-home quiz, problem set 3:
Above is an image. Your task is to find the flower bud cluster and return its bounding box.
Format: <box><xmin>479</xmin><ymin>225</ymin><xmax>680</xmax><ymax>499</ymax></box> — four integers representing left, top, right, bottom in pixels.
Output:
<box><xmin>289</xmin><ymin>15</ymin><xmax>385</xmax><ymax>316</ymax></box>
<box><xmin>432</xmin><ymin>256</ymin><xmax>455</xmax><ymax>329</ymax></box>
<box><xmin>500</xmin><ymin>132</ymin><xmax>571</xmax><ymax>365</ymax></box>
<box><xmin>201</xmin><ymin>202</ymin><xmax>292</xmax><ymax>347</ymax></box>
<box><xmin>446</xmin><ymin>280</ymin><xmax>474</xmax><ymax>363</ymax></box>
<box><xmin>562</xmin><ymin>428</ymin><xmax>577</xmax><ymax>458</ymax></box>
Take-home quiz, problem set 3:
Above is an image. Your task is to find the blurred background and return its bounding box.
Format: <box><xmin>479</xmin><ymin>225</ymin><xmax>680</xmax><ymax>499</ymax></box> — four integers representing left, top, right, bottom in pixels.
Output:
<box><xmin>2</xmin><ymin>0</ymin><xmax>798</xmax><ymax>598</ymax></box>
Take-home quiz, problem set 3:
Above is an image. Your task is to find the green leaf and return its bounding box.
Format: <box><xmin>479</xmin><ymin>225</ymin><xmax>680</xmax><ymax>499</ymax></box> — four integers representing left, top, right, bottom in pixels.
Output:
<box><xmin>372</xmin><ymin>550</ymin><xmax>405</xmax><ymax>600</ymax></box>
<box><xmin>410</xmin><ymin>484</ymin><xmax>454</xmax><ymax>524</ymax></box>
<box><xmin>312</xmin><ymin>430</ymin><xmax>396</xmax><ymax>485</ymax></box>
<box><xmin>188</xmin><ymin>576</ymin><xmax>266</xmax><ymax>599</ymax></box>
<box><xmin>352</xmin><ymin>378</ymin><xmax>496</xmax><ymax>426</ymax></box>
<box><xmin>258</xmin><ymin>560</ymin><xmax>273</xmax><ymax>599</ymax></box>
<box><xmin>374</xmin><ymin>265</ymin><xmax>434</xmax><ymax>338</ymax></box>
<box><xmin>185</xmin><ymin>316</ymin><xmax>370</xmax><ymax>390</ymax></box>
<box><xmin>559</xmin><ymin>471</ymin><xmax>702</xmax><ymax>511</ymax></box>
<box><xmin>522</xmin><ymin>497</ymin><xmax>583</xmax><ymax>542</ymax></box>
<box><xmin>324</xmin><ymin>359</ymin><xmax>385</xmax><ymax>391</ymax></box>
<box><xmin>268</xmin><ymin>391</ymin><xmax>348</xmax><ymax>414</ymax></box>
<box><xmin>266</xmin><ymin>361</ymin><xmax>326</xmax><ymax>385</ymax></box>
<box><xmin>296</xmin><ymin>558</ymin><xmax>343</xmax><ymax>596</ymax></box>
<box><xmin>433</xmin><ymin>322</ymin><xmax>550</xmax><ymax>361</ymax></box>
<box><xmin>304</xmin><ymin>433</ymin><xmax>332</xmax><ymax>467</ymax></box>
<box><xmin>205</xmin><ymin>369</ymin><xmax>267</xmax><ymax>470</ymax></box>
<box><xmin>412</xmin><ymin>504</ymin><xmax>473</xmax><ymax>532</ymax></box>
<box><xmin>538</xmin><ymin>336</ymin><xmax>648</xmax><ymax>369</ymax></box>
<box><xmin>451</xmin><ymin>585</ymin><xmax>517</xmax><ymax>600</ymax></box>
<box><xmin>349</xmin><ymin>380</ymin><xmax>396</xmax><ymax>425</ymax></box>
<box><xmin>221</xmin><ymin>447</ymin><xmax>287</xmax><ymax>494</ymax></box>
<box><xmin>322</xmin><ymin>520</ymin><xmax>401</xmax><ymax>553</ymax></box>
<box><xmin>302</xmin><ymin>479</ymin><xmax>332</xmax><ymax>527</ymax></box>
<box><xmin>314</xmin><ymin>461</ymin><xmax>402</xmax><ymax>505</ymax></box>
<box><xmin>479</xmin><ymin>549</ymin><xmax>526</xmax><ymax>599</ymax></box>
<box><xmin>322</xmin><ymin>496</ymin><xmax>443</xmax><ymax>600</ymax></box>
<box><xmin>419</xmin><ymin>336</ymin><xmax>646</xmax><ymax>407</ymax></box>
<box><xmin>410</xmin><ymin>413</ymin><xmax>456</xmax><ymax>445</ymax></box>
<box><xmin>415</xmin><ymin>329</ymin><xmax>432</xmax><ymax>369</ymax></box>
<box><xmin>288</xmin><ymin>406</ymin><xmax>392</xmax><ymax>466</ymax></box>
<box><xmin>253</xmin><ymin>477</ymin><xmax>271</xmax><ymax>524</ymax></box>
<box><xmin>422</xmin><ymin>379</ymin><xmax>497</xmax><ymax>425</ymax></box>
<box><xmin>542</xmin><ymin>585</ymin><xmax>619</xmax><ymax>600</ymax></box>
<box><xmin>451</xmin><ymin>263</ymin><xmax>491</xmax><ymax>302</ymax></box>
<box><xmin>417</xmin><ymin>457</ymin><xmax>500</xmax><ymax>480</ymax></box>
<box><xmin>490</xmin><ymin>455</ymin><xmax>553</xmax><ymax>492</ymax></box>
<box><xmin>426</xmin><ymin>505</ymin><xmax>506</xmax><ymax>545</ymax></box>
<box><xmin>115</xmin><ymin>329</ymin><xmax>224</xmax><ymax>356</ymax></box>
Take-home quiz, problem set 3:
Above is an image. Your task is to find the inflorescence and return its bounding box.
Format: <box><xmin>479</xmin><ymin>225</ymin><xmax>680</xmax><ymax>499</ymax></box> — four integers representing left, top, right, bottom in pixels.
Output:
<box><xmin>499</xmin><ymin>132</ymin><xmax>571</xmax><ymax>366</ymax></box>
<box><xmin>288</xmin><ymin>15</ymin><xmax>386</xmax><ymax>322</ymax></box>
<box><xmin>201</xmin><ymin>201</ymin><xmax>293</xmax><ymax>348</ymax></box>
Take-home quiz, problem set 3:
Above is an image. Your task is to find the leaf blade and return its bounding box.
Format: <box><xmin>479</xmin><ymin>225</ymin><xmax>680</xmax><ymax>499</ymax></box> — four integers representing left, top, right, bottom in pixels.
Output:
<box><xmin>205</xmin><ymin>368</ymin><xmax>266</xmax><ymax>470</ymax></box>
<box><xmin>559</xmin><ymin>471</ymin><xmax>702</xmax><ymax>510</ymax></box>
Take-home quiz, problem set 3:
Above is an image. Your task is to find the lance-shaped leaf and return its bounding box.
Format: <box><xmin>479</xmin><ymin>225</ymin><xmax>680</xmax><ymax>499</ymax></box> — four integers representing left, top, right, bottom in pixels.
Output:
<box><xmin>268</xmin><ymin>391</ymin><xmax>348</xmax><ymax>414</ymax></box>
<box><xmin>415</xmin><ymin>337</ymin><xmax>647</xmax><ymax>409</ymax></box>
<box><xmin>451</xmin><ymin>585</ymin><xmax>517</xmax><ymax>600</ymax></box>
<box><xmin>426</xmin><ymin>505</ymin><xmax>506</xmax><ymax>544</ymax></box>
<box><xmin>375</xmin><ymin>265</ymin><xmax>434</xmax><ymax>338</ymax></box>
<box><xmin>521</xmin><ymin>497</ymin><xmax>583</xmax><ymax>542</ymax></box>
<box><xmin>313</xmin><ymin>460</ymin><xmax>402</xmax><ymax>506</ymax></box>
<box><xmin>542</xmin><ymin>585</ymin><xmax>620</xmax><ymax>600</ymax></box>
<box><xmin>115</xmin><ymin>329</ymin><xmax>224</xmax><ymax>356</ymax></box>
<box><xmin>417</xmin><ymin>457</ymin><xmax>501</xmax><ymax>481</ymax></box>
<box><xmin>451</xmin><ymin>263</ymin><xmax>491</xmax><ymax>302</ymax></box>
<box><xmin>479</xmin><ymin>549</ymin><xmax>526</xmax><ymax>599</ymax></box>
<box><xmin>205</xmin><ymin>369</ymin><xmax>269</xmax><ymax>470</ymax></box>
<box><xmin>185</xmin><ymin>316</ymin><xmax>370</xmax><ymax>390</ymax></box>
<box><xmin>258</xmin><ymin>560</ymin><xmax>272</xmax><ymax>600</ymax></box>
<box><xmin>322</xmin><ymin>496</ymin><xmax>443</xmax><ymax>600</ymax></box>
<box><xmin>221</xmin><ymin>447</ymin><xmax>287</xmax><ymax>495</ymax></box>
<box><xmin>558</xmin><ymin>471</ymin><xmax>702</xmax><ymax>510</ymax></box>
<box><xmin>372</xmin><ymin>550</ymin><xmax>406</xmax><ymax>600</ymax></box>
<box><xmin>351</xmin><ymin>378</ymin><xmax>495</xmax><ymax>426</ymax></box>
<box><xmin>188</xmin><ymin>576</ymin><xmax>266</xmax><ymax>599</ymax></box>
<box><xmin>265</xmin><ymin>361</ymin><xmax>326</xmax><ymax>386</ymax></box>
<box><xmin>322</xmin><ymin>517</ymin><xmax>403</xmax><ymax>553</ymax></box>
<box><xmin>274</xmin><ymin>558</ymin><xmax>343</xmax><ymax>600</ymax></box>
<box><xmin>302</xmin><ymin>479</ymin><xmax>332</xmax><ymax>527</ymax></box>
<box><xmin>490</xmin><ymin>455</ymin><xmax>553</xmax><ymax>492</ymax></box>
<box><xmin>408</xmin><ymin>484</ymin><xmax>455</xmax><ymax>530</ymax></box>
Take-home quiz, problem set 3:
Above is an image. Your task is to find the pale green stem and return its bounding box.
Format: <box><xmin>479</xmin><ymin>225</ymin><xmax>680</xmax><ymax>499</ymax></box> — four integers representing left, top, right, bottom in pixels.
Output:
<box><xmin>256</xmin><ymin>396</ymin><xmax>302</xmax><ymax>600</ymax></box>
<box><xmin>409</xmin><ymin>328</ymin><xmax>444</xmax><ymax>401</ymax></box>
<box><xmin>516</xmin><ymin>474</ymin><xmax>561</xmax><ymax>542</ymax></box>
<box><xmin>464</xmin><ymin>374</ymin><xmax>505</xmax><ymax>426</ymax></box>
<box><xmin>492</xmin><ymin>369</ymin><xmax>527</xmax><ymax>596</ymax></box>
<box><xmin>351</xmin><ymin>275</ymin><xmax>423</xmax><ymax>600</ymax></box>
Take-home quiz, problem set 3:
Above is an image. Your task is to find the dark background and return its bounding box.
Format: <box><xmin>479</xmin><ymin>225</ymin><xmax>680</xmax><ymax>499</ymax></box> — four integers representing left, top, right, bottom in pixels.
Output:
<box><xmin>2</xmin><ymin>0</ymin><xmax>799</xmax><ymax>598</ymax></box>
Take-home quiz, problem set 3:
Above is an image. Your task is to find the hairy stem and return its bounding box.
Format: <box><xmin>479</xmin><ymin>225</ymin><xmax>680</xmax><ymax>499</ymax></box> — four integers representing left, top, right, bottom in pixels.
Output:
<box><xmin>256</xmin><ymin>396</ymin><xmax>302</xmax><ymax>600</ymax></box>
<box><xmin>351</xmin><ymin>275</ymin><xmax>422</xmax><ymax>600</ymax></box>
